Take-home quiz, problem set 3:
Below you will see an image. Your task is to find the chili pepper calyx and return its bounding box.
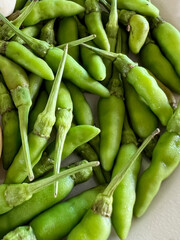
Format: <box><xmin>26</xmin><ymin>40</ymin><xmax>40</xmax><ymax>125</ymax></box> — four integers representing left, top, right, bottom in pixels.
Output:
<box><xmin>0</xmin><ymin>40</ymin><xmax>7</xmax><ymax>55</ymax></box>
<box><xmin>167</xmin><ymin>102</ymin><xmax>180</xmax><ymax>135</ymax></box>
<box><xmin>55</xmin><ymin>108</ymin><xmax>73</xmax><ymax>129</ymax></box>
<box><xmin>118</xmin><ymin>9</ymin><xmax>136</xmax><ymax>26</ymax></box>
<box><xmin>92</xmin><ymin>193</ymin><xmax>113</xmax><ymax>217</ymax></box>
<box><xmin>150</xmin><ymin>17</ymin><xmax>164</xmax><ymax>29</ymax></box>
<box><xmin>114</xmin><ymin>55</ymin><xmax>137</xmax><ymax>78</ymax></box>
<box><xmin>85</xmin><ymin>0</ymin><xmax>100</xmax><ymax>14</ymax></box>
<box><xmin>11</xmin><ymin>86</ymin><xmax>32</xmax><ymax>107</ymax></box>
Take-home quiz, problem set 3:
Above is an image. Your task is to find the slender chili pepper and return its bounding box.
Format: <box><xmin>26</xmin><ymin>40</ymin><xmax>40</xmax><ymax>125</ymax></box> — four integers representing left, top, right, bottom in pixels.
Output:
<box><xmin>29</xmin><ymin>185</ymin><xmax>105</xmax><ymax>240</ymax></box>
<box><xmin>0</xmin><ymin>161</ymin><xmax>98</xmax><ymax>215</ymax></box>
<box><xmin>29</xmin><ymin>73</ymin><xmax>43</xmax><ymax>106</ymax></box>
<box><xmin>81</xmin><ymin>43</ymin><xmax>173</xmax><ymax>126</ymax></box>
<box><xmin>15</xmin><ymin>0</ymin><xmax>28</xmax><ymax>11</ymax></box>
<box><xmin>99</xmin><ymin>29</ymin><xmax>125</xmax><ymax>171</ymax></box>
<box><xmin>32</xmin><ymin>125</ymin><xmax>101</xmax><ymax>180</ymax></box>
<box><xmin>3</xmin><ymin>226</ymin><xmax>36</xmax><ymax>240</ymax></box>
<box><xmin>0</xmin><ymin>160</ymin><xmax>94</xmax><ymax>238</ymax></box>
<box><xmin>112</xmin><ymin>116</ymin><xmax>141</xmax><ymax>240</ymax></box>
<box><xmin>0</xmin><ymin>55</ymin><xmax>33</xmax><ymax>180</ymax></box>
<box><xmin>151</xmin><ymin>17</ymin><xmax>180</xmax><ymax>77</ymax></box>
<box><xmin>0</xmin><ymin>81</ymin><xmax>21</xmax><ymax>170</ymax></box>
<box><xmin>29</xmin><ymin>91</ymin><xmax>48</xmax><ymax>132</ymax></box>
<box><xmin>57</xmin><ymin>17</ymin><xmax>79</xmax><ymax>61</ymax></box>
<box><xmin>85</xmin><ymin>0</ymin><xmax>110</xmax><ymax>51</ymax></box>
<box><xmin>23</xmin><ymin>0</ymin><xmax>85</xmax><ymax>26</ymax></box>
<box><xmin>75</xmin><ymin>17</ymin><xmax>106</xmax><ymax>81</ymax></box>
<box><xmin>140</xmin><ymin>37</ymin><xmax>180</xmax><ymax>94</ymax></box>
<box><xmin>67</xmin><ymin>129</ymin><xmax>159</xmax><ymax>240</ymax></box>
<box><xmin>40</xmin><ymin>18</ymin><xmax>56</xmax><ymax>46</ymax></box>
<box><xmin>134</xmin><ymin>102</ymin><xmax>180</xmax><ymax>217</ymax></box>
<box><xmin>0</xmin><ymin>15</ymin><xmax>109</xmax><ymax>97</ymax></box>
<box><xmin>0</xmin><ymin>0</ymin><xmax>37</xmax><ymax>40</ymax></box>
<box><xmin>4</xmin><ymin>45</ymin><xmax>68</xmax><ymax>184</ymax></box>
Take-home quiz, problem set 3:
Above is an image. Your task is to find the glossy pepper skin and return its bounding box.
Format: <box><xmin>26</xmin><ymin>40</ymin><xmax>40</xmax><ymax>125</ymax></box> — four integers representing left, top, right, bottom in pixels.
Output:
<box><xmin>134</xmin><ymin>102</ymin><xmax>180</xmax><ymax>218</ymax></box>
<box><xmin>23</xmin><ymin>0</ymin><xmax>85</xmax><ymax>26</ymax></box>
<box><xmin>0</xmin><ymin>162</ymin><xmax>93</xmax><ymax>238</ymax></box>
<box><xmin>140</xmin><ymin>40</ymin><xmax>180</xmax><ymax>94</ymax></box>
<box><xmin>29</xmin><ymin>73</ymin><xmax>43</xmax><ymax>107</ymax></box>
<box><xmin>0</xmin><ymin>81</ymin><xmax>21</xmax><ymax>170</ymax></box>
<box><xmin>151</xmin><ymin>18</ymin><xmax>180</xmax><ymax>77</ymax></box>
<box><xmin>30</xmin><ymin>186</ymin><xmax>105</xmax><ymax>240</ymax></box>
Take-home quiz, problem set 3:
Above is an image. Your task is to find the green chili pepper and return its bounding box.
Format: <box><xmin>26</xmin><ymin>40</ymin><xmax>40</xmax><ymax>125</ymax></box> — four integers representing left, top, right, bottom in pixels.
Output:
<box><xmin>75</xmin><ymin>17</ymin><xmax>106</xmax><ymax>81</ymax></box>
<box><xmin>134</xmin><ymin>102</ymin><xmax>180</xmax><ymax>217</ymax></box>
<box><xmin>67</xmin><ymin>129</ymin><xmax>159</xmax><ymax>240</ymax></box>
<box><xmin>151</xmin><ymin>17</ymin><xmax>180</xmax><ymax>77</ymax></box>
<box><xmin>29</xmin><ymin>73</ymin><xmax>43</xmax><ymax>107</ymax></box>
<box><xmin>112</xmin><ymin>116</ymin><xmax>141</xmax><ymax>240</ymax></box>
<box><xmin>140</xmin><ymin>38</ymin><xmax>180</xmax><ymax>94</ymax></box>
<box><xmin>3</xmin><ymin>226</ymin><xmax>36</xmax><ymax>240</ymax></box>
<box><xmin>85</xmin><ymin>0</ymin><xmax>110</xmax><ymax>51</ymax></box>
<box><xmin>29</xmin><ymin>91</ymin><xmax>48</xmax><ymax>132</ymax></box>
<box><xmin>4</xmin><ymin>46</ymin><xmax>68</xmax><ymax>184</ymax></box>
<box><xmin>0</xmin><ymin>55</ymin><xmax>33</xmax><ymax>180</ymax></box>
<box><xmin>0</xmin><ymin>81</ymin><xmax>21</xmax><ymax>170</ymax></box>
<box><xmin>0</xmin><ymin>161</ymin><xmax>98</xmax><ymax>215</ymax></box>
<box><xmin>0</xmin><ymin>0</ymin><xmax>37</xmax><ymax>40</ymax></box>
<box><xmin>57</xmin><ymin>17</ymin><xmax>79</xmax><ymax>61</ymax></box>
<box><xmin>81</xmin><ymin>43</ymin><xmax>173</xmax><ymax>126</ymax></box>
<box><xmin>0</xmin><ymin>15</ymin><xmax>109</xmax><ymax>97</ymax></box>
<box><xmin>0</xmin><ymin>160</ymin><xmax>94</xmax><ymax>238</ymax></box>
<box><xmin>40</xmin><ymin>18</ymin><xmax>56</xmax><ymax>46</ymax></box>
<box><xmin>33</xmin><ymin>125</ymin><xmax>101</xmax><ymax>180</ymax></box>
<box><xmin>23</xmin><ymin>0</ymin><xmax>85</xmax><ymax>26</ymax></box>
<box><xmin>15</xmin><ymin>0</ymin><xmax>28</xmax><ymax>11</ymax></box>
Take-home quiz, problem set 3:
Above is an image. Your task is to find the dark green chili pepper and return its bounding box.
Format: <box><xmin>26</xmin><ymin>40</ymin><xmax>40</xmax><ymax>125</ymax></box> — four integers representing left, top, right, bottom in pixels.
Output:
<box><xmin>134</xmin><ymin>102</ymin><xmax>180</xmax><ymax>217</ymax></box>
<box><xmin>4</xmin><ymin>46</ymin><xmax>68</xmax><ymax>184</ymax></box>
<box><xmin>3</xmin><ymin>226</ymin><xmax>36</xmax><ymax>240</ymax></box>
<box><xmin>67</xmin><ymin>129</ymin><xmax>159</xmax><ymax>240</ymax></box>
<box><xmin>81</xmin><ymin>43</ymin><xmax>173</xmax><ymax>126</ymax></box>
<box><xmin>40</xmin><ymin>18</ymin><xmax>56</xmax><ymax>46</ymax></box>
<box><xmin>75</xmin><ymin>17</ymin><xmax>106</xmax><ymax>81</ymax></box>
<box><xmin>151</xmin><ymin>17</ymin><xmax>180</xmax><ymax>77</ymax></box>
<box><xmin>0</xmin><ymin>160</ymin><xmax>94</xmax><ymax>238</ymax></box>
<box><xmin>0</xmin><ymin>81</ymin><xmax>21</xmax><ymax>170</ymax></box>
<box><xmin>85</xmin><ymin>0</ymin><xmax>110</xmax><ymax>51</ymax></box>
<box><xmin>0</xmin><ymin>15</ymin><xmax>110</xmax><ymax>97</ymax></box>
<box><xmin>57</xmin><ymin>17</ymin><xmax>79</xmax><ymax>61</ymax></box>
<box><xmin>0</xmin><ymin>161</ymin><xmax>98</xmax><ymax>215</ymax></box>
<box><xmin>29</xmin><ymin>91</ymin><xmax>48</xmax><ymax>132</ymax></box>
<box><xmin>112</xmin><ymin>116</ymin><xmax>141</xmax><ymax>240</ymax></box>
<box><xmin>140</xmin><ymin>38</ymin><xmax>180</xmax><ymax>94</ymax></box>
<box><xmin>0</xmin><ymin>55</ymin><xmax>33</xmax><ymax>180</ymax></box>
<box><xmin>0</xmin><ymin>0</ymin><xmax>37</xmax><ymax>41</ymax></box>
<box><xmin>29</xmin><ymin>73</ymin><xmax>43</xmax><ymax>107</ymax></box>
<box><xmin>15</xmin><ymin>0</ymin><xmax>28</xmax><ymax>11</ymax></box>
<box><xmin>23</xmin><ymin>0</ymin><xmax>85</xmax><ymax>26</ymax></box>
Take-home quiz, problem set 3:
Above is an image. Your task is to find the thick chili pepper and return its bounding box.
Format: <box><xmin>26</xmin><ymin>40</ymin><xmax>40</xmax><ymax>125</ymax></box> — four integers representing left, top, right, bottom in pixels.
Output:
<box><xmin>0</xmin><ymin>160</ymin><xmax>94</xmax><ymax>238</ymax></box>
<box><xmin>85</xmin><ymin>0</ymin><xmax>110</xmax><ymax>51</ymax></box>
<box><xmin>112</xmin><ymin>116</ymin><xmax>141</xmax><ymax>240</ymax></box>
<box><xmin>23</xmin><ymin>0</ymin><xmax>85</xmax><ymax>26</ymax></box>
<box><xmin>57</xmin><ymin>17</ymin><xmax>79</xmax><ymax>61</ymax></box>
<box><xmin>0</xmin><ymin>161</ymin><xmax>98</xmax><ymax>215</ymax></box>
<box><xmin>4</xmin><ymin>46</ymin><xmax>68</xmax><ymax>184</ymax></box>
<box><xmin>151</xmin><ymin>17</ymin><xmax>180</xmax><ymax>77</ymax></box>
<box><xmin>0</xmin><ymin>15</ymin><xmax>109</xmax><ymax>97</ymax></box>
<box><xmin>81</xmin><ymin>43</ymin><xmax>173</xmax><ymax>126</ymax></box>
<box><xmin>67</xmin><ymin>129</ymin><xmax>159</xmax><ymax>240</ymax></box>
<box><xmin>40</xmin><ymin>18</ymin><xmax>56</xmax><ymax>46</ymax></box>
<box><xmin>134</xmin><ymin>102</ymin><xmax>180</xmax><ymax>217</ymax></box>
<box><xmin>0</xmin><ymin>81</ymin><xmax>21</xmax><ymax>170</ymax></box>
<box><xmin>0</xmin><ymin>55</ymin><xmax>33</xmax><ymax>180</ymax></box>
<box><xmin>140</xmin><ymin>38</ymin><xmax>180</xmax><ymax>94</ymax></box>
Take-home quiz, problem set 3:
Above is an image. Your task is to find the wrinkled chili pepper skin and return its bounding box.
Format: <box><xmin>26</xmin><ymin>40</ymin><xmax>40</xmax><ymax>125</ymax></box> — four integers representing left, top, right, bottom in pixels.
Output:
<box><xmin>44</xmin><ymin>48</ymin><xmax>110</xmax><ymax>97</ymax></box>
<box><xmin>67</xmin><ymin>209</ymin><xmax>111</xmax><ymax>240</ymax></box>
<box><xmin>134</xmin><ymin>131</ymin><xmax>180</xmax><ymax>217</ymax></box>
<box><xmin>23</xmin><ymin>0</ymin><xmax>85</xmax><ymax>26</ymax></box>
<box><xmin>3</xmin><ymin>226</ymin><xmax>36</xmax><ymax>240</ymax></box>
<box><xmin>129</xmin><ymin>14</ymin><xmax>149</xmax><ymax>54</ymax></box>
<box><xmin>152</xmin><ymin>20</ymin><xmax>180</xmax><ymax>77</ymax></box>
<box><xmin>140</xmin><ymin>41</ymin><xmax>180</xmax><ymax>94</ymax></box>
<box><xmin>40</xmin><ymin>19</ymin><xmax>56</xmax><ymax>46</ymax></box>
<box><xmin>30</xmin><ymin>186</ymin><xmax>105</xmax><ymax>240</ymax></box>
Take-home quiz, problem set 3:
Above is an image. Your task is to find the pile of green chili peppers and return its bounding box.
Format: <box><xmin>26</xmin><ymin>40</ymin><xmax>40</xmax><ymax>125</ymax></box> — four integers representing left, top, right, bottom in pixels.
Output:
<box><xmin>0</xmin><ymin>0</ymin><xmax>179</xmax><ymax>239</ymax></box>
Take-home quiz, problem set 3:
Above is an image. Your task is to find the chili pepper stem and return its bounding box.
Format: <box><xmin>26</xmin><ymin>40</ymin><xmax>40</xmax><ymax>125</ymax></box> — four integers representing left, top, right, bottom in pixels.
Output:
<box><xmin>18</xmin><ymin>104</ymin><xmax>34</xmax><ymax>181</ymax></box>
<box><xmin>100</xmin><ymin>0</ymin><xmax>111</xmax><ymax>10</ymax></box>
<box><xmin>0</xmin><ymin>13</ymin><xmax>50</xmax><ymax>58</ymax></box>
<box><xmin>92</xmin><ymin>128</ymin><xmax>160</xmax><ymax>217</ymax></box>
<box><xmin>58</xmin><ymin>34</ymin><xmax>96</xmax><ymax>49</ymax></box>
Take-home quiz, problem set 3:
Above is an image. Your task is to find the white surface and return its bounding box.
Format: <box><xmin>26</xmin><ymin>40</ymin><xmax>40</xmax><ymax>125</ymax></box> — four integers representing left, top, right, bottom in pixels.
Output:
<box><xmin>0</xmin><ymin>0</ymin><xmax>180</xmax><ymax>239</ymax></box>
<box><xmin>0</xmin><ymin>0</ymin><xmax>16</xmax><ymax>17</ymax></box>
